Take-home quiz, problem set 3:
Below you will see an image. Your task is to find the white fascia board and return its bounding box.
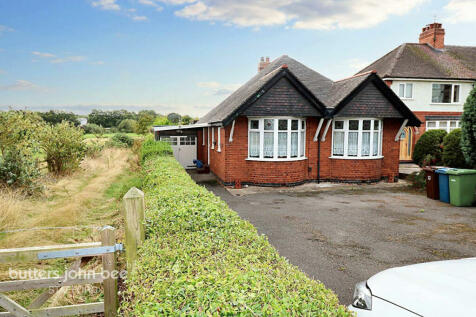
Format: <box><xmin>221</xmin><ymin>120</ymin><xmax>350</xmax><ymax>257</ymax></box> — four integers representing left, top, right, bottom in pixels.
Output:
<box><xmin>153</xmin><ymin>123</ymin><xmax>210</xmax><ymax>132</ymax></box>
<box><xmin>383</xmin><ymin>77</ymin><xmax>475</xmax><ymax>83</ymax></box>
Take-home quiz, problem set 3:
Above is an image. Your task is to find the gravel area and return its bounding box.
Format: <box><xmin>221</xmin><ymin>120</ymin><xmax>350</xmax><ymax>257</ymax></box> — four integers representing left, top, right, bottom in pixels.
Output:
<box><xmin>203</xmin><ymin>182</ymin><xmax>476</xmax><ymax>305</ymax></box>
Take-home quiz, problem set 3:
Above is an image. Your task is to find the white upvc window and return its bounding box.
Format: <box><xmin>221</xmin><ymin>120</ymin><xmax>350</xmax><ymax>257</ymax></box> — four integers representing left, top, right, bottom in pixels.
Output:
<box><xmin>211</xmin><ymin>127</ymin><xmax>215</xmax><ymax>149</ymax></box>
<box><xmin>431</xmin><ymin>83</ymin><xmax>461</xmax><ymax>104</ymax></box>
<box><xmin>217</xmin><ymin>127</ymin><xmax>221</xmax><ymax>152</ymax></box>
<box><xmin>332</xmin><ymin>118</ymin><xmax>383</xmax><ymax>159</ymax></box>
<box><xmin>426</xmin><ymin>120</ymin><xmax>460</xmax><ymax>133</ymax></box>
<box><xmin>248</xmin><ymin>117</ymin><xmax>306</xmax><ymax>161</ymax></box>
<box><xmin>398</xmin><ymin>83</ymin><xmax>413</xmax><ymax>99</ymax></box>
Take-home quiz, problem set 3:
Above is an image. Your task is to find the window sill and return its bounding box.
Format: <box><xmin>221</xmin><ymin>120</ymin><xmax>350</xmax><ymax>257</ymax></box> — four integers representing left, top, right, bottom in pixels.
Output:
<box><xmin>246</xmin><ymin>157</ymin><xmax>307</xmax><ymax>162</ymax></box>
<box><xmin>329</xmin><ymin>156</ymin><xmax>384</xmax><ymax>160</ymax></box>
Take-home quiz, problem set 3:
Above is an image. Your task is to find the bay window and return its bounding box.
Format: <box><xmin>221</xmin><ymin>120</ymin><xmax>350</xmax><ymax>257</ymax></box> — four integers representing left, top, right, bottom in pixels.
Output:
<box><xmin>332</xmin><ymin>119</ymin><xmax>383</xmax><ymax>158</ymax></box>
<box><xmin>248</xmin><ymin>117</ymin><xmax>306</xmax><ymax>160</ymax></box>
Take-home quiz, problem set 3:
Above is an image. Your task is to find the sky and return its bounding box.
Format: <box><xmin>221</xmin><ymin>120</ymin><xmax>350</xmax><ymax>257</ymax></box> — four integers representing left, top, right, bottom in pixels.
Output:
<box><xmin>0</xmin><ymin>0</ymin><xmax>475</xmax><ymax>117</ymax></box>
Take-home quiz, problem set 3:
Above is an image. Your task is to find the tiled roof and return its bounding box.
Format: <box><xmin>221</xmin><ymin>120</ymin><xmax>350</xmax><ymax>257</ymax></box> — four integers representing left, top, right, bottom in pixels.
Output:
<box><xmin>358</xmin><ymin>43</ymin><xmax>476</xmax><ymax>80</ymax></box>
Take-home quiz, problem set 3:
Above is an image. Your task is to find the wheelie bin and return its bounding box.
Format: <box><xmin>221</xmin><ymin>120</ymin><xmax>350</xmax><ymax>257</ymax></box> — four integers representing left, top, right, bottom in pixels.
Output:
<box><xmin>423</xmin><ymin>167</ymin><xmax>439</xmax><ymax>200</ymax></box>
<box><xmin>446</xmin><ymin>169</ymin><xmax>476</xmax><ymax>207</ymax></box>
<box><xmin>435</xmin><ymin>168</ymin><xmax>451</xmax><ymax>203</ymax></box>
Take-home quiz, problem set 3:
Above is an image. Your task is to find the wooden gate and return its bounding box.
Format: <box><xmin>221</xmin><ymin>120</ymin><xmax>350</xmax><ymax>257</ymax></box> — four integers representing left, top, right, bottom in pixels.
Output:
<box><xmin>0</xmin><ymin>226</ymin><xmax>120</xmax><ymax>317</ymax></box>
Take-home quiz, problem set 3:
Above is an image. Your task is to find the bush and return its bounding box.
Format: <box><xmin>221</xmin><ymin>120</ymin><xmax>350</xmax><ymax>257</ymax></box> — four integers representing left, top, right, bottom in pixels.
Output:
<box><xmin>118</xmin><ymin>119</ymin><xmax>137</xmax><ymax>133</ymax></box>
<box><xmin>107</xmin><ymin>133</ymin><xmax>134</xmax><ymax>148</ymax></box>
<box><xmin>139</xmin><ymin>138</ymin><xmax>172</xmax><ymax>163</ymax></box>
<box><xmin>0</xmin><ymin>149</ymin><xmax>41</xmax><ymax>193</ymax></box>
<box><xmin>461</xmin><ymin>86</ymin><xmax>476</xmax><ymax>168</ymax></box>
<box><xmin>40</xmin><ymin>122</ymin><xmax>85</xmax><ymax>174</ymax></box>
<box><xmin>413</xmin><ymin>129</ymin><xmax>447</xmax><ymax>166</ymax></box>
<box><xmin>407</xmin><ymin>170</ymin><xmax>426</xmax><ymax>190</ymax></box>
<box><xmin>120</xmin><ymin>144</ymin><xmax>350</xmax><ymax>316</ymax></box>
<box><xmin>83</xmin><ymin>123</ymin><xmax>105</xmax><ymax>136</ymax></box>
<box><xmin>39</xmin><ymin>110</ymin><xmax>79</xmax><ymax>126</ymax></box>
<box><xmin>84</xmin><ymin>141</ymin><xmax>104</xmax><ymax>158</ymax></box>
<box><xmin>442</xmin><ymin>129</ymin><xmax>467</xmax><ymax>168</ymax></box>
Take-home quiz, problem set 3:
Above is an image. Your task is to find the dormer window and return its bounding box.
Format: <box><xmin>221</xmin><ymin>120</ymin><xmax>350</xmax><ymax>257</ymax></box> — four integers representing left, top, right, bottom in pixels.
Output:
<box><xmin>398</xmin><ymin>83</ymin><xmax>413</xmax><ymax>99</ymax></box>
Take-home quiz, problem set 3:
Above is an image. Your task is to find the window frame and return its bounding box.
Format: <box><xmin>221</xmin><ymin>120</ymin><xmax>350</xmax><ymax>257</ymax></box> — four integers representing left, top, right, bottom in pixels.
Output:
<box><xmin>431</xmin><ymin>83</ymin><xmax>461</xmax><ymax>104</ymax></box>
<box><xmin>247</xmin><ymin>117</ymin><xmax>306</xmax><ymax>161</ymax></box>
<box><xmin>331</xmin><ymin>118</ymin><xmax>383</xmax><ymax>159</ymax></box>
<box><xmin>426</xmin><ymin>120</ymin><xmax>461</xmax><ymax>133</ymax></box>
<box><xmin>398</xmin><ymin>83</ymin><xmax>413</xmax><ymax>99</ymax></box>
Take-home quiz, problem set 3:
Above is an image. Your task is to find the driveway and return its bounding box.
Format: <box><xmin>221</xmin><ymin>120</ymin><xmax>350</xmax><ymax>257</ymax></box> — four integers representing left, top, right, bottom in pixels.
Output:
<box><xmin>204</xmin><ymin>182</ymin><xmax>476</xmax><ymax>305</ymax></box>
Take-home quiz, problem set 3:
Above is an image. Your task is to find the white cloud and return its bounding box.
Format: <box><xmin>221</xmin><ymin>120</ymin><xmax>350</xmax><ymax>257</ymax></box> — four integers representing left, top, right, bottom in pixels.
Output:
<box><xmin>197</xmin><ymin>81</ymin><xmax>240</xmax><ymax>95</ymax></box>
<box><xmin>347</xmin><ymin>58</ymin><xmax>370</xmax><ymax>72</ymax></box>
<box><xmin>91</xmin><ymin>0</ymin><xmax>120</xmax><ymax>11</ymax></box>
<box><xmin>32</xmin><ymin>51</ymin><xmax>56</xmax><ymax>58</ymax></box>
<box><xmin>90</xmin><ymin>60</ymin><xmax>105</xmax><ymax>65</ymax></box>
<box><xmin>51</xmin><ymin>56</ymin><xmax>86</xmax><ymax>64</ymax></box>
<box><xmin>0</xmin><ymin>25</ymin><xmax>14</xmax><ymax>35</ymax></box>
<box><xmin>444</xmin><ymin>0</ymin><xmax>476</xmax><ymax>23</ymax></box>
<box><xmin>132</xmin><ymin>15</ymin><xmax>148</xmax><ymax>21</ymax></box>
<box><xmin>0</xmin><ymin>80</ymin><xmax>39</xmax><ymax>91</ymax></box>
<box><xmin>174</xmin><ymin>0</ymin><xmax>427</xmax><ymax>29</ymax></box>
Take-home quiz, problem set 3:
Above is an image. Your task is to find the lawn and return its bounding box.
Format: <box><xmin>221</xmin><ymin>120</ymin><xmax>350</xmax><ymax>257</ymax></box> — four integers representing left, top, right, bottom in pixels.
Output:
<box><xmin>0</xmin><ymin>147</ymin><xmax>140</xmax><ymax>308</ymax></box>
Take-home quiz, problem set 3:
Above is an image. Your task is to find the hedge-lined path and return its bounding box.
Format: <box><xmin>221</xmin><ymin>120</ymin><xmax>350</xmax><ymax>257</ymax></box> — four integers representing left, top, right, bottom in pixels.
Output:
<box><xmin>204</xmin><ymin>182</ymin><xmax>476</xmax><ymax>305</ymax></box>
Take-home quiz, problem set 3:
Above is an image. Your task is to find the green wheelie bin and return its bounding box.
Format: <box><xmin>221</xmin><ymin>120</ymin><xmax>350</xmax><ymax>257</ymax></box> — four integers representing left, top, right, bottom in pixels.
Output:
<box><xmin>446</xmin><ymin>169</ymin><xmax>476</xmax><ymax>207</ymax></box>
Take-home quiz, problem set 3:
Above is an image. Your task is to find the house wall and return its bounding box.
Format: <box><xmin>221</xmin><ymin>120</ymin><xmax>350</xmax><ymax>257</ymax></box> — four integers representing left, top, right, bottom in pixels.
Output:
<box><xmin>206</xmin><ymin>116</ymin><xmax>402</xmax><ymax>187</ymax></box>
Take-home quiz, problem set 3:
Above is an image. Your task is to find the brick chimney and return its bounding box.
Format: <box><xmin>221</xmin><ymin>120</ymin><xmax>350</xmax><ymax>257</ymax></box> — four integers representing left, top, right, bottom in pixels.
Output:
<box><xmin>419</xmin><ymin>23</ymin><xmax>445</xmax><ymax>49</ymax></box>
<box><xmin>258</xmin><ymin>56</ymin><xmax>270</xmax><ymax>72</ymax></box>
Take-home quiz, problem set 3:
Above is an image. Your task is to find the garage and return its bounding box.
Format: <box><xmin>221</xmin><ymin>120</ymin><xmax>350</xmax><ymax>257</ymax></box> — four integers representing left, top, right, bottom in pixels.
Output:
<box><xmin>159</xmin><ymin>135</ymin><xmax>197</xmax><ymax>169</ymax></box>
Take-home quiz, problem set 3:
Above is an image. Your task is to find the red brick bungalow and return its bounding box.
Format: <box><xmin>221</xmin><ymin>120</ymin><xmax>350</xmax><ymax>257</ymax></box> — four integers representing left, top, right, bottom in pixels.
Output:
<box><xmin>154</xmin><ymin>55</ymin><xmax>420</xmax><ymax>187</ymax></box>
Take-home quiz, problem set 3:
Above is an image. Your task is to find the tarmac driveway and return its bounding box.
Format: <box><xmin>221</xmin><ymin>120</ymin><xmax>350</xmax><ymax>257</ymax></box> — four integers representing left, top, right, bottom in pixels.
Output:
<box><xmin>204</xmin><ymin>182</ymin><xmax>476</xmax><ymax>305</ymax></box>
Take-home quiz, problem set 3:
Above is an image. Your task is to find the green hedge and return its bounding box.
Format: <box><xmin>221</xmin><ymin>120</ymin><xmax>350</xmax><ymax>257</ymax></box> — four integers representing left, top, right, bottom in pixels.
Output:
<box><xmin>413</xmin><ymin>129</ymin><xmax>447</xmax><ymax>166</ymax></box>
<box><xmin>120</xmin><ymin>144</ymin><xmax>350</xmax><ymax>316</ymax></box>
<box><xmin>139</xmin><ymin>137</ymin><xmax>173</xmax><ymax>163</ymax></box>
<box><xmin>442</xmin><ymin>129</ymin><xmax>467</xmax><ymax>168</ymax></box>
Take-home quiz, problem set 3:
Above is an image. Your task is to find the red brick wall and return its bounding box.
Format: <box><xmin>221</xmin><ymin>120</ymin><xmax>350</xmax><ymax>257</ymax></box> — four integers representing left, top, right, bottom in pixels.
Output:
<box><xmin>412</xmin><ymin>111</ymin><xmax>462</xmax><ymax>142</ymax></box>
<box><xmin>207</xmin><ymin>116</ymin><xmax>402</xmax><ymax>186</ymax></box>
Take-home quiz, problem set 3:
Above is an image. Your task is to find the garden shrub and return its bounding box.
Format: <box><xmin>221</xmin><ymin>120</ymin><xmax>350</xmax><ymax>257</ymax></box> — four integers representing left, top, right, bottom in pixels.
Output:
<box><xmin>120</xmin><ymin>143</ymin><xmax>350</xmax><ymax>316</ymax></box>
<box><xmin>107</xmin><ymin>133</ymin><xmax>134</xmax><ymax>148</ymax></box>
<box><xmin>84</xmin><ymin>141</ymin><xmax>104</xmax><ymax>158</ymax></box>
<box><xmin>83</xmin><ymin>123</ymin><xmax>105</xmax><ymax>136</ymax></box>
<box><xmin>0</xmin><ymin>149</ymin><xmax>41</xmax><ymax>193</ymax></box>
<box><xmin>413</xmin><ymin>129</ymin><xmax>447</xmax><ymax>166</ymax></box>
<box><xmin>407</xmin><ymin>170</ymin><xmax>426</xmax><ymax>190</ymax></box>
<box><xmin>442</xmin><ymin>129</ymin><xmax>467</xmax><ymax>168</ymax></box>
<box><xmin>139</xmin><ymin>137</ymin><xmax>172</xmax><ymax>163</ymax></box>
<box><xmin>118</xmin><ymin>119</ymin><xmax>137</xmax><ymax>133</ymax></box>
<box><xmin>461</xmin><ymin>86</ymin><xmax>476</xmax><ymax>168</ymax></box>
<box><xmin>40</xmin><ymin>122</ymin><xmax>86</xmax><ymax>174</ymax></box>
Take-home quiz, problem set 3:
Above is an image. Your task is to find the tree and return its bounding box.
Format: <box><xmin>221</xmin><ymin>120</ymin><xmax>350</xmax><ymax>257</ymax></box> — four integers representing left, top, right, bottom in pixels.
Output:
<box><xmin>412</xmin><ymin>129</ymin><xmax>447</xmax><ymax>166</ymax></box>
<box><xmin>39</xmin><ymin>110</ymin><xmax>80</xmax><ymax>126</ymax></box>
<box><xmin>118</xmin><ymin>119</ymin><xmax>138</xmax><ymax>133</ymax></box>
<box><xmin>181</xmin><ymin>115</ymin><xmax>194</xmax><ymax>125</ymax></box>
<box><xmin>88</xmin><ymin>109</ymin><xmax>136</xmax><ymax>128</ymax></box>
<box><xmin>442</xmin><ymin>129</ymin><xmax>467</xmax><ymax>168</ymax></box>
<box><xmin>167</xmin><ymin>113</ymin><xmax>181</xmax><ymax>124</ymax></box>
<box><xmin>153</xmin><ymin>116</ymin><xmax>171</xmax><ymax>126</ymax></box>
<box><xmin>135</xmin><ymin>113</ymin><xmax>155</xmax><ymax>134</ymax></box>
<box><xmin>39</xmin><ymin>122</ymin><xmax>85</xmax><ymax>174</ymax></box>
<box><xmin>461</xmin><ymin>86</ymin><xmax>476</xmax><ymax>168</ymax></box>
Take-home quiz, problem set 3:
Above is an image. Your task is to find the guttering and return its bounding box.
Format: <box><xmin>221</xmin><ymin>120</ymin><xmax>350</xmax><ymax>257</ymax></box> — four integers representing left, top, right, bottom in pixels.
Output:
<box><xmin>382</xmin><ymin>77</ymin><xmax>476</xmax><ymax>83</ymax></box>
<box><xmin>153</xmin><ymin>122</ymin><xmax>210</xmax><ymax>132</ymax></box>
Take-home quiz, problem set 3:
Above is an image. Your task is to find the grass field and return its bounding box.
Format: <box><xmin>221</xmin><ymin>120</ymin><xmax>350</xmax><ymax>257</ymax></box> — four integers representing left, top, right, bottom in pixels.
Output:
<box><xmin>0</xmin><ymin>147</ymin><xmax>140</xmax><ymax>308</ymax></box>
<box><xmin>83</xmin><ymin>132</ymin><xmax>141</xmax><ymax>139</ymax></box>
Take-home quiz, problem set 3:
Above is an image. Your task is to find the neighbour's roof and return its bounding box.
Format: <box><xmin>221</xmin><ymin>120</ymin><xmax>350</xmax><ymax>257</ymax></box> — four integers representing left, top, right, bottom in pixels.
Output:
<box><xmin>198</xmin><ymin>55</ymin><xmax>333</xmax><ymax>124</ymax></box>
<box><xmin>357</xmin><ymin>43</ymin><xmax>476</xmax><ymax>80</ymax></box>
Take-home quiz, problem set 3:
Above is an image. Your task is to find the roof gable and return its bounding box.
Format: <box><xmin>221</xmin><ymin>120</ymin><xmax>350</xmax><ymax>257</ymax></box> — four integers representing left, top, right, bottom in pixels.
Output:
<box><xmin>330</xmin><ymin>73</ymin><xmax>420</xmax><ymax>126</ymax></box>
<box><xmin>242</xmin><ymin>76</ymin><xmax>321</xmax><ymax>117</ymax></box>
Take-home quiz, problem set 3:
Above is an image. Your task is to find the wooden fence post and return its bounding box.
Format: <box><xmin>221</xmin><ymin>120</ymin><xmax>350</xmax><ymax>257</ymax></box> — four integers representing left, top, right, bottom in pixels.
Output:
<box><xmin>101</xmin><ymin>226</ymin><xmax>117</xmax><ymax>317</ymax></box>
<box><xmin>123</xmin><ymin>187</ymin><xmax>145</xmax><ymax>272</ymax></box>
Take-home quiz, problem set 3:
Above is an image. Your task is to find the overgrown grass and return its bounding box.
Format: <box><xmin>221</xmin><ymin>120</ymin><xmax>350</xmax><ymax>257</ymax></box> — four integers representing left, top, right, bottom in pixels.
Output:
<box><xmin>83</xmin><ymin>133</ymin><xmax>141</xmax><ymax>139</ymax></box>
<box><xmin>120</xmin><ymin>142</ymin><xmax>350</xmax><ymax>316</ymax></box>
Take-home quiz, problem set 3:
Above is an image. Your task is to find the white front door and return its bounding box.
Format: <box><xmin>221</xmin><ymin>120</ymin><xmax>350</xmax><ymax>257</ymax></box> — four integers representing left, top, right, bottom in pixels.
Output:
<box><xmin>160</xmin><ymin>135</ymin><xmax>197</xmax><ymax>169</ymax></box>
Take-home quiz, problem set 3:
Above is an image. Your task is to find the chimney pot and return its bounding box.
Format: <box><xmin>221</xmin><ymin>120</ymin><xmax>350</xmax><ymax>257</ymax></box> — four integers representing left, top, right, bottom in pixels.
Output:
<box><xmin>258</xmin><ymin>56</ymin><xmax>271</xmax><ymax>73</ymax></box>
<box><xmin>419</xmin><ymin>22</ymin><xmax>445</xmax><ymax>49</ymax></box>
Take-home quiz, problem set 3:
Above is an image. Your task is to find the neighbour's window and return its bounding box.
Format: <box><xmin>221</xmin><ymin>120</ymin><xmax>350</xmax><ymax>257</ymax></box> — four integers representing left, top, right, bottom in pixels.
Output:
<box><xmin>398</xmin><ymin>83</ymin><xmax>413</xmax><ymax>99</ymax></box>
<box><xmin>332</xmin><ymin>119</ymin><xmax>382</xmax><ymax>158</ymax></box>
<box><xmin>179</xmin><ymin>136</ymin><xmax>195</xmax><ymax>145</ymax></box>
<box><xmin>426</xmin><ymin>120</ymin><xmax>460</xmax><ymax>133</ymax></box>
<box><xmin>432</xmin><ymin>84</ymin><xmax>460</xmax><ymax>103</ymax></box>
<box><xmin>160</xmin><ymin>136</ymin><xmax>178</xmax><ymax>145</ymax></box>
<box><xmin>248</xmin><ymin>117</ymin><xmax>306</xmax><ymax>160</ymax></box>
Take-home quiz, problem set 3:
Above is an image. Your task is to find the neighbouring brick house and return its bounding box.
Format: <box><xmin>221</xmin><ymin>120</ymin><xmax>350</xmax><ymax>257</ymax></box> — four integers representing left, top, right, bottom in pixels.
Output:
<box><xmin>357</xmin><ymin>23</ymin><xmax>476</xmax><ymax>161</ymax></box>
<box><xmin>154</xmin><ymin>55</ymin><xmax>420</xmax><ymax>187</ymax></box>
